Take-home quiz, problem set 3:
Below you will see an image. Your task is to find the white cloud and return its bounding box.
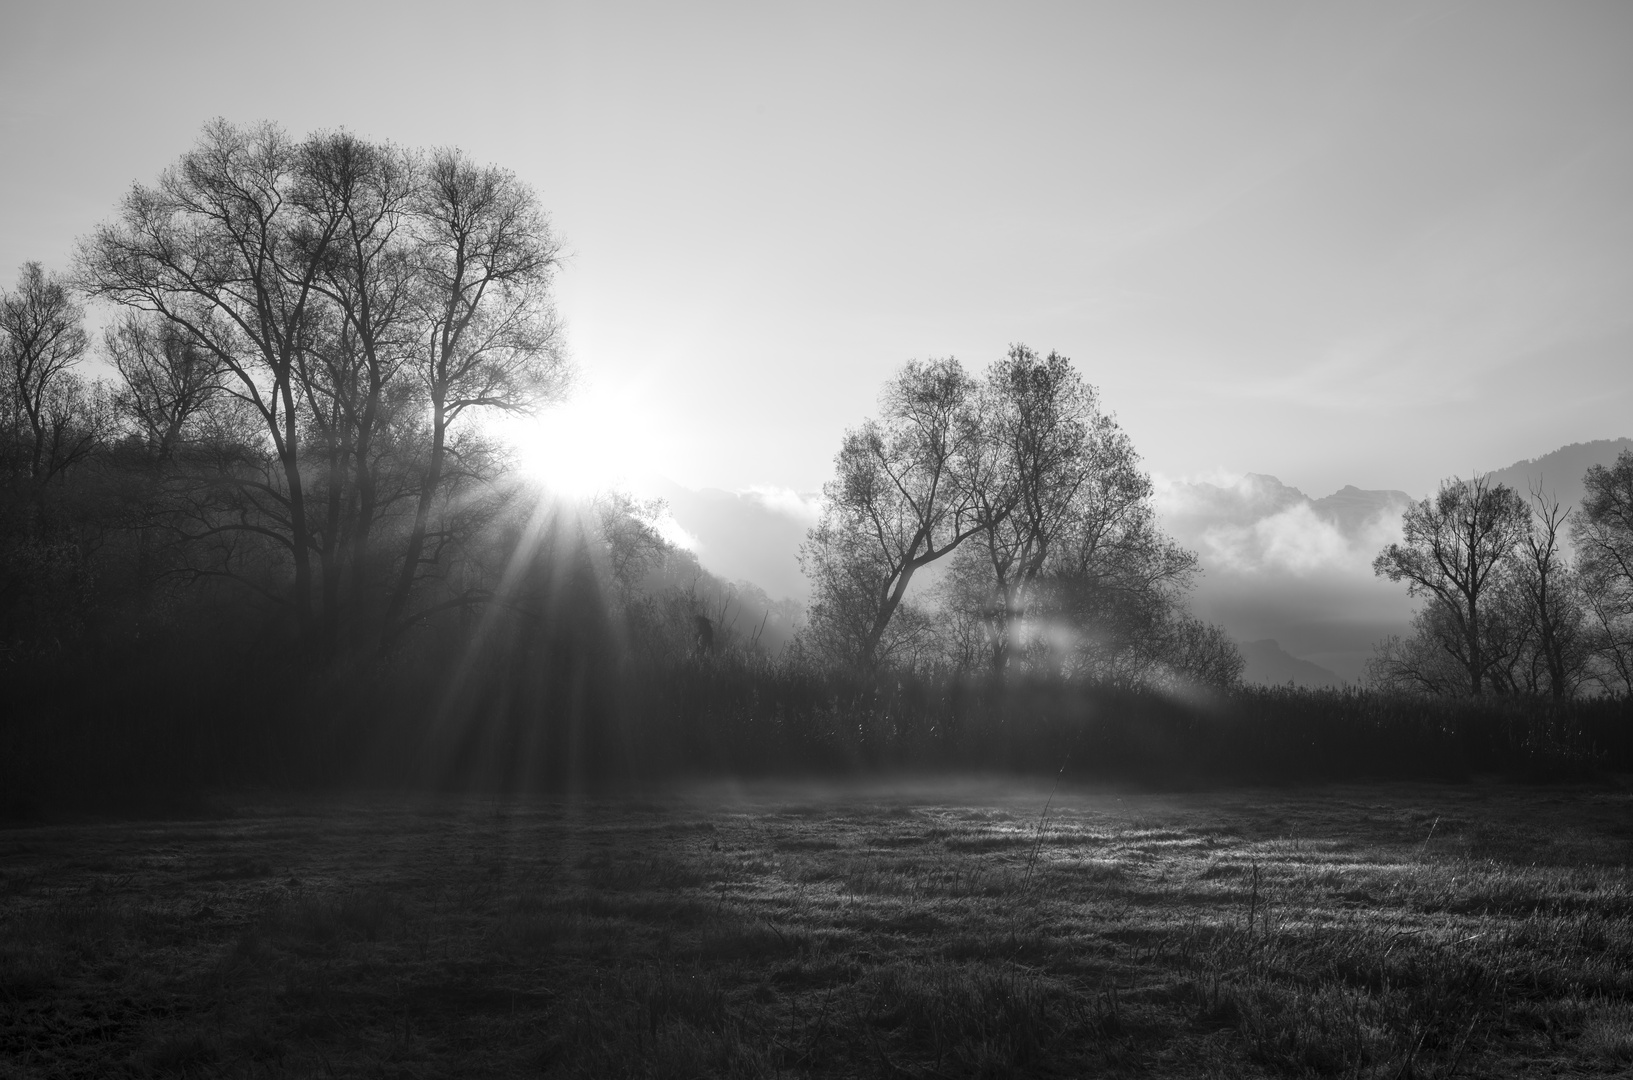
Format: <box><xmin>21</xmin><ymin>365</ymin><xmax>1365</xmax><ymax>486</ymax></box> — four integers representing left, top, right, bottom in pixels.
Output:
<box><xmin>1157</xmin><ymin>473</ymin><xmax>1407</xmax><ymax>578</ymax></box>
<box><xmin>1200</xmin><ymin>503</ymin><xmax>1358</xmax><ymax>576</ymax></box>
<box><xmin>739</xmin><ymin>485</ymin><xmax>825</xmax><ymax>524</ymax></box>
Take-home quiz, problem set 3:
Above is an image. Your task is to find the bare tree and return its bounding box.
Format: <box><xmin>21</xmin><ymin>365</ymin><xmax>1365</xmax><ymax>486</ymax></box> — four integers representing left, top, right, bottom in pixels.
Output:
<box><xmin>383</xmin><ymin>149</ymin><xmax>568</xmax><ymax>636</ymax></box>
<box><xmin>1044</xmin><ymin>499</ymin><xmax>1200</xmax><ymax>684</ymax></box>
<box><xmin>1372</xmin><ymin>475</ymin><xmax>1531</xmax><ymax>696</ymax></box>
<box><xmin>807</xmin><ymin>348</ymin><xmax>1213</xmax><ymax>682</ymax></box>
<box><xmin>1159</xmin><ymin>616</ymin><xmax>1245</xmax><ymax>689</ymax></box>
<box><xmin>78</xmin><ymin>120</ymin><xmax>344</xmax><ymax>641</ymax></box>
<box><xmin>1574</xmin><ymin>449</ymin><xmax>1633</xmax><ymax>693</ymax></box>
<box><xmin>1367</xmin><ymin>603</ymin><xmax>1474</xmax><ymax>695</ymax></box>
<box><xmin>1509</xmin><ymin>487</ymin><xmax>1588</xmax><ymax>698</ymax></box>
<box><xmin>78</xmin><ymin>121</ymin><xmax>568</xmax><ymax>655</ymax></box>
<box><xmin>294</xmin><ymin>132</ymin><xmax>422</xmax><ymax>643</ymax></box>
<box><xmin>923</xmin><ymin>346</ymin><xmax>1202</xmax><ymax>682</ymax></box>
<box><xmin>801</xmin><ymin>358</ymin><xmax>983</xmax><ymax>670</ymax></box>
<box><xmin>1</xmin><ymin>262</ymin><xmax>95</xmax><ymax>489</ymax></box>
<box><xmin>964</xmin><ymin>346</ymin><xmax>1096</xmax><ymax>673</ymax></box>
<box><xmin>104</xmin><ymin>311</ymin><xmax>227</xmax><ymax>460</ymax></box>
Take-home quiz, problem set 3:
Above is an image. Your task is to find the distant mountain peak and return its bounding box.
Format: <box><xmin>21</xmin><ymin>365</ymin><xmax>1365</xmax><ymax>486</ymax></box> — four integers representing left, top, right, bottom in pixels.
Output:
<box><xmin>1239</xmin><ymin>639</ymin><xmax>1343</xmax><ymax>689</ymax></box>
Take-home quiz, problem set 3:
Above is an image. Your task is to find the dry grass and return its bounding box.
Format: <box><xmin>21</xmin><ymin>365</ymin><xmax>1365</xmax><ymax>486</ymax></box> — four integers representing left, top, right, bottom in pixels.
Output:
<box><xmin>2</xmin><ymin>778</ymin><xmax>1631</xmax><ymax>1077</ymax></box>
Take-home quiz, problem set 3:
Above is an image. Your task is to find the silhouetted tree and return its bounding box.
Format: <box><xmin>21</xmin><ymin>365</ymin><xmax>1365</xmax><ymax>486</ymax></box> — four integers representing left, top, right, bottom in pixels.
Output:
<box><xmin>382</xmin><ymin>147</ymin><xmax>567</xmax><ymax>639</ymax></box>
<box><xmin>1507</xmin><ymin>489</ymin><xmax>1590</xmax><ymax>697</ymax></box>
<box><xmin>1159</xmin><ymin>615</ymin><xmax>1246</xmax><ymax>688</ymax></box>
<box><xmin>1575</xmin><ymin>449</ymin><xmax>1633</xmax><ymax>693</ymax></box>
<box><xmin>805</xmin><ymin>347</ymin><xmax>1231</xmax><ymax>686</ymax></box>
<box><xmin>1</xmin><ymin>263</ymin><xmax>99</xmax><ymax>493</ymax></box>
<box><xmin>1367</xmin><ymin>604</ymin><xmax>1472</xmax><ymax>696</ymax></box>
<box><xmin>104</xmin><ymin>311</ymin><xmax>228</xmax><ymax>462</ymax></box>
<box><xmin>963</xmin><ymin>345</ymin><xmax>1099</xmax><ymax>673</ymax></box>
<box><xmin>77</xmin><ymin>120</ymin><xmax>567</xmax><ymax>656</ymax></box>
<box><xmin>594</xmin><ymin>491</ymin><xmax>669</xmax><ymax>603</ymax></box>
<box><xmin>929</xmin><ymin>346</ymin><xmax>1211</xmax><ymax>684</ymax></box>
<box><xmin>0</xmin><ymin>262</ymin><xmax>113</xmax><ymax>662</ymax></box>
<box><xmin>1039</xmin><ymin>508</ymin><xmax>1204</xmax><ymax>684</ymax></box>
<box><xmin>800</xmin><ymin>359</ymin><xmax>983</xmax><ymax>670</ymax></box>
<box><xmin>1373</xmin><ymin>476</ymin><xmax>1531</xmax><ymax>696</ymax></box>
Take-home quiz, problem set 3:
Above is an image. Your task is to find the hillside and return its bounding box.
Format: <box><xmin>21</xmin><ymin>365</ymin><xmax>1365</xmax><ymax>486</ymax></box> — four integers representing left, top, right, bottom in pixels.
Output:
<box><xmin>1239</xmin><ymin>638</ymin><xmax>1345</xmax><ymax>688</ymax></box>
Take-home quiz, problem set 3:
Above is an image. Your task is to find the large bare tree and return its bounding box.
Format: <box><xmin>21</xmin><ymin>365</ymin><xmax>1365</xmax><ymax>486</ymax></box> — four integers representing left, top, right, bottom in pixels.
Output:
<box><xmin>963</xmin><ymin>346</ymin><xmax>1091</xmax><ymax>672</ymax></box>
<box><xmin>78</xmin><ymin>121</ymin><xmax>341</xmax><ymax>641</ymax></box>
<box><xmin>804</xmin><ymin>348</ymin><xmax>1218</xmax><ymax>683</ymax></box>
<box><xmin>384</xmin><ymin>149</ymin><xmax>567</xmax><ymax>635</ymax></box>
<box><xmin>295</xmin><ymin>133</ymin><xmax>421</xmax><ymax>642</ymax></box>
<box><xmin>77</xmin><ymin>121</ymin><xmax>567</xmax><ymax>655</ymax></box>
<box><xmin>957</xmin><ymin>345</ymin><xmax>1188</xmax><ymax>676</ymax></box>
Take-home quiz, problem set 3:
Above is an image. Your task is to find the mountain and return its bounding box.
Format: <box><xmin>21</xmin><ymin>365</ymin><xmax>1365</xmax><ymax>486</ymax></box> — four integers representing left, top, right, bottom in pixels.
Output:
<box><xmin>1310</xmin><ymin>485</ymin><xmax>1414</xmax><ymax>536</ymax></box>
<box><xmin>1162</xmin><ymin>440</ymin><xmax>1633</xmax><ymax>680</ymax></box>
<box><xmin>1239</xmin><ymin>639</ymin><xmax>1344</xmax><ymax>688</ymax></box>
<box><xmin>1481</xmin><ymin>438</ymin><xmax>1633</xmax><ymax>514</ymax></box>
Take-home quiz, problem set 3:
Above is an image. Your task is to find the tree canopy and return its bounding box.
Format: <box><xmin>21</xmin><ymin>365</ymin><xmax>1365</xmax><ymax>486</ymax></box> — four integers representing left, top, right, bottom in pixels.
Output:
<box><xmin>801</xmin><ymin>347</ymin><xmax>1237</xmax><ymax>688</ymax></box>
<box><xmin>75</xmin><ymin>120</ymin><xmax>568</xmax><ymax>654</ymax></box>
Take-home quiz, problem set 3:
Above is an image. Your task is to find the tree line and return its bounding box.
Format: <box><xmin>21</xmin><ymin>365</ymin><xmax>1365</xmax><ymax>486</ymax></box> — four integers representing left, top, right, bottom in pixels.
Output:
<box><xmin>6</xmin><ymin>118</ymin><xmax>1627</xmax><ymax>802</ymax></box>
<box><xmin>1371</xmin><ymin>460</ymin><xmax>1633</xmax><ymax>698</ymax></box>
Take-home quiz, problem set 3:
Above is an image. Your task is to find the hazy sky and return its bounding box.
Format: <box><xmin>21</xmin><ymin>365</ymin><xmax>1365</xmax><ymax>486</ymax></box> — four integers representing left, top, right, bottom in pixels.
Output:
<box><xmin>3</xmin><ymin>0</ymin><xmax>1629</xmax><ymax>501</ymax></box>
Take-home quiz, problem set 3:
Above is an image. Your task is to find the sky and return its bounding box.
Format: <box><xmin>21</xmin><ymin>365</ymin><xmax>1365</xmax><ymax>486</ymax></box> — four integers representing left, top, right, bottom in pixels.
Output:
<box><xmin>3</xmin><ymin>0</ymin><xmax>1630</xmax><ymax>506</ymax></box>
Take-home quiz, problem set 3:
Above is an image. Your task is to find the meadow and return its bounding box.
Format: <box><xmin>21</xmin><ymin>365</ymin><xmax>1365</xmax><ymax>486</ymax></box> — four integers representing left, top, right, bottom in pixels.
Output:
<box><xmin>2</xmin><ymin>779</ymin><xmax>1631</xmax><ymax>1078</ymax></box>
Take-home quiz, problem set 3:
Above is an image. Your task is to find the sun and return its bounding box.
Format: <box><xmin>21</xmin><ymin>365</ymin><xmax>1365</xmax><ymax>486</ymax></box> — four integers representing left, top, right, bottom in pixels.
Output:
<box><xmin>496</xmin><ymin>385</ymin><xmax>666</xmax><ymax>499</ymax></box>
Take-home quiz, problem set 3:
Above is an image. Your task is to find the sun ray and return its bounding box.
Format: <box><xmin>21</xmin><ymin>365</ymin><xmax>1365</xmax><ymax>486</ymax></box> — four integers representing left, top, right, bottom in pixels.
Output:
<box><xmin>497</xmin><ymin>384</ymin><xmax>666</xmax><ymax>500</ymax></box>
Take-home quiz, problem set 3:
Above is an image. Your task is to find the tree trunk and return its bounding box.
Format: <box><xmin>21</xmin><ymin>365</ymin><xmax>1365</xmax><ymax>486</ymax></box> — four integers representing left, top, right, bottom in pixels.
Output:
<box><xmin>861</xmin><ymin>567</ymin><xmax>913</xmax><ymax>671</ymax></box>
<box><xmin>348</xmin><ymin>371</ymin><xmax>382</xmax><ymax>611</ymax></box>
<box><xmin>1466</xmin><ymin>593</ymin><xmax>1482</xmax><ymax>697</ymax></box>
<box><xmin>320</xmin><ymin>436</ymin><xmax>345</xmax><ymax>656</ymax></box>
<box><xmin>279</xmin><ymin>380</ymin><xmax>315</xmax><ymax>647</ymax></box>
<box><xmin>385</xmin><ymin>406</ymin><xmax>447</xmax><ymax>638</ymax></box>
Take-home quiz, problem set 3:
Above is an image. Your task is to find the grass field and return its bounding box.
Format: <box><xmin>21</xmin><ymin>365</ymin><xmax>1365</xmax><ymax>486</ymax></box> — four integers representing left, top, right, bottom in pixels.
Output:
<box><xmin>3</xmin><ymin>779</ymin><xmax>1632</xmax><ymax>1078</ymax></box>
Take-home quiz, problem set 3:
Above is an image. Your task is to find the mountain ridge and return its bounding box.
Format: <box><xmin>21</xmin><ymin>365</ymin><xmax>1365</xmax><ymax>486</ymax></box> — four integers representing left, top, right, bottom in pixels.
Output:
<box><xmin>1479</xmin><ymin>437</ymin><xmax>1633</xmax><ymax>513</ymax></box>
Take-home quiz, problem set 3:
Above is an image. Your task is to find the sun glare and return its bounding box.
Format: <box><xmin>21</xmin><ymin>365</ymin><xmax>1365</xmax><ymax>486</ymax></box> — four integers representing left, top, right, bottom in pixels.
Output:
<box><xmin>498</xmin><ymin>387</ymin><xmax>666</xmax><ymax>501</ymax></box>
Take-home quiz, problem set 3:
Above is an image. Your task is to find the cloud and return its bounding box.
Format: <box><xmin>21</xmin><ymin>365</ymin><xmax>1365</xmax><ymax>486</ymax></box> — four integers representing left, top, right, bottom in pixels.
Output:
<box><xmin>1204</xmin><ymin>502</ymin><xmax>1356</xmax><ymax>575</ymax></box>
<box><xmin>1156</xmin><ymin>472</ymin><xmax>1409</xmax><ymax>579</ymax></box>
<box><xmin>1152</xmin><ymin>471</ymin><xmax>1420</xmax><ymax>679</ymax></box>
<box><xmin>739</xmin><ymin>485</ymin><xmax>825</xmax><ymax>524</ymax></box>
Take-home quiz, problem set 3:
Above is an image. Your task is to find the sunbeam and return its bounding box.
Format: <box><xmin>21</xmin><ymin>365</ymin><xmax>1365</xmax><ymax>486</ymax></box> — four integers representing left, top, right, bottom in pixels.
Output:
<box><xmin>497</xmin><ymin>384</ymin><xmax>667</xmax><ymax>500</ymax></box>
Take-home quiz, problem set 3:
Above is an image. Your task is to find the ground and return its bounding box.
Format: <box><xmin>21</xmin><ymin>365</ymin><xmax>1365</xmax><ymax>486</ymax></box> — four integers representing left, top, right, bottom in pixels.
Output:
<box><xmin>2</xmin><ymin>779</ymin><xmax>1631</xmax><ymax>1078</ymax></box>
